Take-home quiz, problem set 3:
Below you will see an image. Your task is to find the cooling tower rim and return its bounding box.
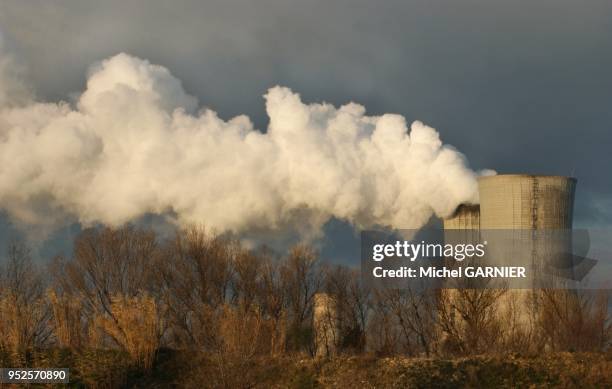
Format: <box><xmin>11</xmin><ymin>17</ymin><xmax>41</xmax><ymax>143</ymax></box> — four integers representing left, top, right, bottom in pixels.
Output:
<box><xmin>444</xmin><ymin>203</ymin><xmax>480</xmax><ymax>215</ymax></box>
<box><xmin>446</xmin><ymin>203</ymin><xmax>480</xmax><ymax>219</ymax></box>
<box><xmin>478</xmin><ymin>174</ymin><xmax>576</xmax><ymax>182</ymax></box>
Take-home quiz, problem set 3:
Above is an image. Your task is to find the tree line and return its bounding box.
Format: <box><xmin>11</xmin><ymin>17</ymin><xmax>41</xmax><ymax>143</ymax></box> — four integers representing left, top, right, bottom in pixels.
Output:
<box><xmin>0</xmin><ymin>225</ymin><xmax>609</xmax><ymax>375</ymax></box>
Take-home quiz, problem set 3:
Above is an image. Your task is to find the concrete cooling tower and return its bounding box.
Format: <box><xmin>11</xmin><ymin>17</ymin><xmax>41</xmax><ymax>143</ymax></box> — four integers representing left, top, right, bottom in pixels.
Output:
<box><xmin>444</xmin><ymin>174</ymin><xmax>576</xmax><ymax>230</ymax></box>
<box><xmin>477</xmin><ymin>175</ymin><xmax>576</xmax><ymax>230</ymax></box>
<box><xmin>445</xmin><ymin>174</ymin><xmax>577</xmax><ymax>280</ymax></box>
<box><xmin>442</xmin><ymin>174</ymin><xmax>578</xmax><ymax>347</ymax></box>
<box><xmin>443</xmin><ymin>204</ymin><xmax>480</xmax><ymax>230</ymax></box>
<box><xmin>313</xmin><ymin>293</ymin><xmax>339</xmax><ymax>357</ymax></box>
<box><xmin>477</xmin><ymin>175</ymin><xmax>577</xmax><ymax>280</ymax></box>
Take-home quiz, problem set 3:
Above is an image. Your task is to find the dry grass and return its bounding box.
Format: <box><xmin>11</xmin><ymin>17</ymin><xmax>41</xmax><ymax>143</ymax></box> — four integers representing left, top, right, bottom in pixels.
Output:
<box><xmin>93</xmin><ymin>293</ymin><xmax>163</xmax><ymax>370</ymax></box>
<box><xmin>0</xmin><ymin>243</ymin><xmax>50</xmax><ymax>359</ymax></box>
<box><xmin>48</xmin><ymin>289</ymin><xmax>87</xmax><ymax>349</ymax></box>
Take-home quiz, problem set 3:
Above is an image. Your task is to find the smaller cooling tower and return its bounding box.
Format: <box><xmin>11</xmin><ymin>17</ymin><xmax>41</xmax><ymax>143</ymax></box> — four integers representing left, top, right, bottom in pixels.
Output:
<box><xmin>313</xmin><ymin>293</ymin><xmax>338</xmax><ymax>357</ymax></box>
<box><xmin>443</xmin><ymin>204</ymin><xmax>481</xmax><ymax>254</ymax></box>
<box><xmin>443</xmin><ymin>204</ymin><xmax>480</xmax><ymax>230</ymax></box>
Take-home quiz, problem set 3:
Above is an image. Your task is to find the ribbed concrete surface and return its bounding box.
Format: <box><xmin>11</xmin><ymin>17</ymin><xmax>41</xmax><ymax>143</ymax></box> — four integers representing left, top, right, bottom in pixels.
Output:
<box><xmin>313</xmin><ymin>293</ymin><xmax>338</xmax><ymax>357</ymax></box>
<box><xmin>478</xmin><ymin>175</ymin><xmax>576</xmax><ymax>230</ymax></box>
<box><xmin>443</xmin><ymin>204</ymin><xmax>480</xmax><ymax>230</ymax></box>
<box><xmin>441</xmin><ymin>174</ymin><xmax>578</xmax><ymax>338</ymax></box>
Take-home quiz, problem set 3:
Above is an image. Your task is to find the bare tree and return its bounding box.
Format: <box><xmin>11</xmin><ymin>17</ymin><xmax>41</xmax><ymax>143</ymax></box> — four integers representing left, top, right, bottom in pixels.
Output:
<box><xmin>232</xmin><ymin>250</ymin><xmax>264</xmax><ymax>311</ymax></box>
<box><xmin>152</xmin><ymin>226</ymin><xmax>235</xmax><ymax>349</ymax></box>
<box><xmin>437</xmin><ymin>288</ymin><xmax>506</xmax><ymax>355</ymax></box>
<box><xmin>51</xmin><ymin>226</ymin><xmax>160</xmax><ymax>354</ymax></box>
<box><xmin>281</xmin><ymin>245</ymin><xmax>322</xmax><ymax>353</ymax></box>
<box><xmin>0</xmin><ymin>241</ymin><xmax>51</xmax><ymax>358</ymax></box>
<box><xmin>368</xmin><ymin>289</ymin><xmax>403</xmax><ymax>356</ymax></box>
<box><xmin>253</xmin><ymin>249</ymin><xmax>288</xmax><ymax>354</ymax></box>
<box><xmin>538</xmin><ymin>289</ymin><xmax>611</xmax><ymax>352</ymax></box>
<box><xmin>323</xmin><ymin>265</ymin><xmax>370</xmax><ymax>352</ymax></box>
<box><xmin>371</xmin><ymin>288</ymin><xmax>437</xmax><ymax>356</ymax></box>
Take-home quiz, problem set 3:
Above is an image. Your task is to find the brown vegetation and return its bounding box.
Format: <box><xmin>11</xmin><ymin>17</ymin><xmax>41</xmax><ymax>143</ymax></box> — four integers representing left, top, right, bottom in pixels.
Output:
<box><xmin>0</xmin><ymin>226</ymin><xmax>610</xmax><ymax>387</ymax></box>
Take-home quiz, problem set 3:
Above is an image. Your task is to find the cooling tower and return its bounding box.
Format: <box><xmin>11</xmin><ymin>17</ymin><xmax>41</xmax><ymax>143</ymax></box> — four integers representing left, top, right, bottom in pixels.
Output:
<box><xmin>477</xmin><ymin>175</ymin><xmax>576</xmax><ymax>230</ymax></box>
<box><xmin>441</xmin><ymin>174</ymin><xmax>578</xmax><ymax>349</ymax></box>
<box><xmin>313</xmin><ymin>293</ymin><xmax>339</xmax><ymax>357</ymax></box>
<box><xmin>443</xmin><ymin>204</ymin><xmax>480</xmax><ymax>230</ymax></box>
<box><xmin>443</xmin><ymin>204</ymin><xmax>481</xmax><ymax>261</ymax></box>
<box><xmin>478</xmin><ymin>175</ymin><xmax>577</xmax><ymax>278</ymax></box>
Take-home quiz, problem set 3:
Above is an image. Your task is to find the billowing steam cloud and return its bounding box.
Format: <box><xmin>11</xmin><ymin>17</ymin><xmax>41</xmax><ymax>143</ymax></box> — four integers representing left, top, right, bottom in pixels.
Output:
<box><xmin>0</xmin><ymin>44</ymin><xmax>488</xmax><ymax>238</ymax></box>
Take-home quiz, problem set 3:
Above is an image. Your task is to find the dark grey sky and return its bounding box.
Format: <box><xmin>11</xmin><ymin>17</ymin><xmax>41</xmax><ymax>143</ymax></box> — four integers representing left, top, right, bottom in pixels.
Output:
<box><xmin>1</xmin><ymin>0</ymin><xmax>611</xmax><ymax>261</ymax></box>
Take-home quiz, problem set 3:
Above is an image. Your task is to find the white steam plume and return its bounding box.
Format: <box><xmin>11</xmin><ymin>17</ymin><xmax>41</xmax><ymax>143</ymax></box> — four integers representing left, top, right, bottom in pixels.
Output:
<box><xmin>0</xmin><ymin>50</ymin><xmax>488</xmax><ymax>238</ymax></box>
